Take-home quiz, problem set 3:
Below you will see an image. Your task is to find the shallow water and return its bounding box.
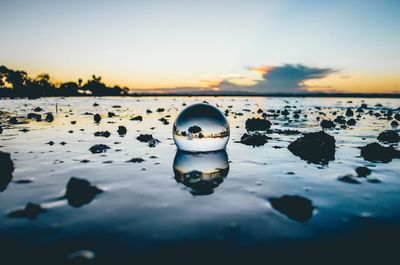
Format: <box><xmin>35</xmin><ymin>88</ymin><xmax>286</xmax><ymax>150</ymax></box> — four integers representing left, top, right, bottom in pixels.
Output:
<box><xmin>0</xmin><ymin>96</ymin><xmax>399</xmax><ymax>264</ymax></box>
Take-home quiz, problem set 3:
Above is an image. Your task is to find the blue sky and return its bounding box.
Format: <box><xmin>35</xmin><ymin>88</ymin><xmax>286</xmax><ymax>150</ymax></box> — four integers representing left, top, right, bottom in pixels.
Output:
<box><xmin>1</xmin><ymin>0</ymin><xmax>399</xmax><ymax>93</ymax></box>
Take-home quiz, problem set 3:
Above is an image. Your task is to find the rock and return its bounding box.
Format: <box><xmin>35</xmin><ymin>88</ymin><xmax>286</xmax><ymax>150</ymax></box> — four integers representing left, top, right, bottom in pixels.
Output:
<box><xmin>288</xmin><ymin>131</ymin><xmax>336</xmax><ymax>164</ymax></box>
<box><xmin>7</xmin><ymin>203</ymin><xmax>46</xmax><ymax>219</ymax></box>
<box><xmin>0</xmin><ymin>126</ymin><xmax>3</xmax><ymax>134</ymax></box>
<box><xmin>347</xmin><ymin>118</ymin><xmax>356</xmax><ymax>126</ymax></box>
<box><xmin>45</xmin><ymin>112</ymin><xmax>54</xmax><ymax>122</ymax></box>
<box><xmin>93</xmin><ymin>102</ymin><xmax>99</xmax><ymax>107</ymax></box>
<box><xmin>334</xmin><ymin>115</ymin><xmax>346</xmax><ymax>124</ymax></box>
<box><xmin>8</xmin><ymin>117</ymin><xmax>18</xmax><ymax>124</ymax></box>
<box><xmin>394</xmin><ymin>112</ymin><xmax>400</xmax><ymax>121</ymax></box>
<box><xmin>146</xmin><ymin>109</ymin><xmax>153</xmax><ymax>113</ymax></box>
<box><xmin>71</xmin><ymin>121</ymin><xmax>77</xmax><ymax>125</ymax></box>
<box><xmin>338</xmin><ymin>174</ymin><xmax>361</xmax><ymax>184</ymax></box>
<box><xmin>136</xmin><ymin>134</ymin><xmax>160</xmax><ymax>147</ymax></box>
<box><xmin>0</xmin><ymin>151</ymin><xmax>14</xmax><ymax>192</ymax></box>
<box><xmin>391</xmin><ymin>120</ymin><xmax>399</xmax><ymax>127</ymax></box>
<box><xmin>156</xmin><ymin>108</ymin><xmax>165</xmax><ymax>112</ymax></box>
<box><xmin>108</xmin><ymin>112</ymin><xmax>116</xmax><ymax>118</ymax></box>
<box><xmin>33</xmin><ymin>107</ymin><xmax>43</xmax><ymax>112</ymax></box>
<box><xmin>159</xmin><ymin>117</ymin><xmax>169</xmax><ymax>125</ymax></box>
<box><xmin>126</xmin><ymin>158</ymin><xmax>145</xmax><ymax>163</ymax></box>
<box><xmin>356</xmin><ymin>107</ymin><xmax>364</xmax><ymax>113</ymax></box>
<box><xmin>281</xmin><ymin>109</ymin><xmax>290</xmax><ymax>116</ymax></box>
<box><xmin>240</xmin><ymin>133</ymin><xmax>271</xmax><ymax>147</ymax></box>
<box><xmin>117</xmin><ymin>126</ymin><xmax>127</xmax><ymax>136</ymax></box>
<box><xmin>65</xmin><ymin>177</ymin><xmax>103</xmax><ymax>207</ymax></box>
<box><xmin>320</xmin><ymin>119</ymin><xmax>335</xmax><ymax>129</ymax></box>
<box><xmin>269</xmin><ymin>195</ymin><xmax>314</xmax><ymax>222</ymax></box>
<box><xmin>345</xmin><ymin>108</ymin><xmax>353</xmax><ymax>117</ymax></box>
<box><xmin>130</xmin><ymin>115</ymin><xmax>143</xmax><ymax>121</ymax></box>
<box><xmin>93</xmin><ymin>114</ymin><xmax>101</xmax><ymax>123</ymax></box>
<box><xmin>46</xmin><ymin>141</ymin><xmax>55</xmax><ymax>145</ymax></box>
<box><xmin>89</xmin><ymin>144</ymin><xmax>110</xmax><ymax>154</ymax></box>
<box><xmin>360</xmin><ymin>142</ymin><xmax>400</xmax><ymax>163</ymax></box>
<box><xmin>245</xmin><ymin>118</ymin><xmax>271</xmax><ymax>131</ymax></box>
<box><xmin>356</xmin><ymin>166</ymin><xmax>371</xmax><ymax>177</ymax></box>
<box><xmin>27</xmin><ymin>113</ymin><xmax>42</xmax><ymax>121</ymax></box>
<box><xmin>377</xmin><ymin>130</ymin><xmax>400</xmax><ymax>143</ymax></box>
<box><xmin>94</xmin><ymin>131</ymin><xmax>111</xmax><ymax>138</ymax></box>
<box><xmin>147</xmin><ymin>138</ymin><xmax>160</xmax><ymax>148</ymax></box>
<box><xmin>136</xmin><ymin>134</ymin><xmax>154</xmax><ymax>142</ymax></box>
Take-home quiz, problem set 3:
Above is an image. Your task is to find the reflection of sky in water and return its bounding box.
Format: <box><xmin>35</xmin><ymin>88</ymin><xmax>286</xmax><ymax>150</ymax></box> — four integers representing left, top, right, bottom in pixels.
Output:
<box><xmin>1</xmin><ymin>96</ymin><xmax>400</xmax><ymax>262</ymax></box>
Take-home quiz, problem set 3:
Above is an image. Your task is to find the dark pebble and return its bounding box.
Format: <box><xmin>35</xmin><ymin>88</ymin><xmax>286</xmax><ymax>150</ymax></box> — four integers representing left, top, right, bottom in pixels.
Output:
<box><xmin>269</xmin><ymin>195</ymin><xmax>314</xmax><ymax>222</ymax></box>
<box><xmin>7</xmin><ymin>203</ymin><xmax>46</xmax><ymax>219</ymax></box>
<box><xmin>288</xmin><ymin>131</ymin><xmax>336</xmax><ymax>165</ymax></box>
<box><xmin>377</xmin><ymin>130</ymin><xmax>400</xmax><ymax>143</ymax></box>
<box><xmin>65</xmin><ymin>177</ymin><xmax>103</xmax><ymax>207</ymax></box>
<box><xmin>0</xmin><ymin>151</ymin><xmax>14</xmax><ymax>192</ymax></box>
<box><xmin>355</xmin><ymin>166</ymin><xmax>372</xmax><ymax>177</ymax></box>
<box><xmin>89</xmin><ymin>144</ymin><xmax>110</xmax><ymax>154</ymax></box>
<box><xmin>360</xmin><ymin>142</ymin><xmax>400</xmax><ymax>163</ymax></box>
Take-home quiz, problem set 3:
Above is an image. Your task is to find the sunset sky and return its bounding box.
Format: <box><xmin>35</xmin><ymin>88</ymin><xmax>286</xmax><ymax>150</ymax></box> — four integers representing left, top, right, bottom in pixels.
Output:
<box><xmin>1</xmin><ymin>0</ymin><xmax>399</xmax><ymax>93</ymax></box>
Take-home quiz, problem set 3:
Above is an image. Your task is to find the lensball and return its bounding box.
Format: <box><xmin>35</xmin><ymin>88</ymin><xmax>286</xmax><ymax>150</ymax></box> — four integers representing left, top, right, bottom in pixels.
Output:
<box><xmin>173</xmin><ymin>103</ymin><xmax>229</xmax><ymax>152</ymax></box>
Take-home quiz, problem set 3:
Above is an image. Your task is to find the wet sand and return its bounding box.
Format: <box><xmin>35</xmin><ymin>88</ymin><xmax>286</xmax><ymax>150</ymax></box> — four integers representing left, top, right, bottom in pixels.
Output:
<box><xmin>0</xmin><ymin>96</ymin><xmax>400</xmax><ymax>264</ymax></box>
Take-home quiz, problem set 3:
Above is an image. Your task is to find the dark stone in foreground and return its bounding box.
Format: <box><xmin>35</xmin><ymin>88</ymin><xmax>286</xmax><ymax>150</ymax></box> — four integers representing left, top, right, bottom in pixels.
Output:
<box><xmin>7</xmin><ymin>203</ymin><xmax>46</xmax><ymax>219</ymax></box>
<box><xmin>269</xmin><ymin>195</ymin><xmax>314</xmax><ymax>222</ymax></box>
<box><xmin>338</xmin><ymin>174</ymin><xmax>361</xmax><ymax>184</ymax></box>
<box><xmin>240</xmin><ymin>133</ymin><xmax>271</xmax><ymax>147</ymax></box>
<box><xmin>288</xmin><ymin>131</ymin><xmax>336</xmax><ymax>165</ymax></box>
<box><xmin>94</xmin><ymin>131</ymin><xmax>111</xmax><ymax>138</ymax></box>
<box><xmin>89</xmin><ymin>144</ymin><xmax>110</xmax><ymax>154</ymax></box>
<box><xmin>347</xmin><ymin>118</ymin><xmax>356</xmax><ymax>126</ymax></box>
<box><xmin>0</xmin><ymin>151</ymin><xmax>14</xmax><ymax>192</ymax></box>
<box><xmin>117</xmin><ymin>126</ymin><xmax>127</xmax><ymax>136</ymax></box>
<box><xmin>136</xmin><ymin>134</ymin><xmax>161</xmax><ymax>147</ymax></box>
<box><xmin>377</xmin><ymin>130</ymin><xmax>400</xmax><ymax>143</ymax></box>
<box><xmin>126</xmin><ymin>158</ymin><xmax>145</xmax><ymax>163</ymax></box>
<box><xmin>131</xmin><ymin>115</ymin><xmax>143</xmax><ymax>121</ymax></box>
<box><xmin>93</xmin><ymin>113</ymin><xmax>101</xmax><ymax>123</ymax></box>
<box><xmin>360</xmin><ymin>142</ymin><xmax>400</xmax><ymax>163</ymax></box>
<box><xmin>245</xmin><ymin>118</ymin><xmax>271</xmax><ymax>131</ymax></box>
<box><xmin>65</xmin><ymin>177</ymin><xmax>103</xmax><ymax>207</ymax></box>
<box><xmin>45</xmin><ymin>112</ymin><xmax>54</xmax><ymax>122</ymax></box>
<box><xmin>27</xmin><ymin>113</ymin><xmax>42</xmax><ymax>121</ymax></box>
<box><xmin>320</xmin><ymin>119</ymin><xmax>335</xmax><ymax>129</ymax></box>
<box><xmin>137</xmin><ymin>134</ymin><xmax>153</xmax><ymax>142</ymax></box>
<box><xmin>356</xmin><ymin>166</ymin><xmax>372</xmax><ymax>177</ymax></box>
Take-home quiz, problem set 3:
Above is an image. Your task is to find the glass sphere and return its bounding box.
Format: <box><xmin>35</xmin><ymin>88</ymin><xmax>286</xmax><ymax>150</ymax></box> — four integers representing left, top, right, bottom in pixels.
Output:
<box><xmin>173</xmin><ymin>150</ymin><xmax>229</xmax><ymax>195</ymax></box>
<box><xmin>173</xmin><ymin>103</ymin><xmax>230</xmax><ymax>152</ymax></box>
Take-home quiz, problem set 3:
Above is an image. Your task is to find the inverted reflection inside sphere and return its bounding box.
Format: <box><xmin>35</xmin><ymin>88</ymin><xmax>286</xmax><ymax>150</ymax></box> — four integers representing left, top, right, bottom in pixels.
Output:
<box><xmin>173</xmin><ymin>103</ymin><xmax>230</xmax><ymax>152</ymax></box>
<box><xmin>173</xmin><ymin>150</ymin><xmax>229</xmax><ymax>196</ymax></box>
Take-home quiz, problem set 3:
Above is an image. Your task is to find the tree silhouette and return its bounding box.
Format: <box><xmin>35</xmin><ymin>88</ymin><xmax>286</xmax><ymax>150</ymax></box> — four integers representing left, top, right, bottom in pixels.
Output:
<box><xmin>0</xmin><ymin>65</ymin><xmax>128</xmax><ymax>97</ymax></box>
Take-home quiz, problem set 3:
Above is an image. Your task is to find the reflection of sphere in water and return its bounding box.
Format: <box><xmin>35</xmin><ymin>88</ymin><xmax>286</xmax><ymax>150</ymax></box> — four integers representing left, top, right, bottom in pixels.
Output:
<box><xmin>173</xmin><ymin>150</ymin><xmax>229</xmax><ymax>196</ymax></box>
<box><xmin>173</xmin><ymin>103</ymin><xmax>230</xmax><ymax>152</ymax></box>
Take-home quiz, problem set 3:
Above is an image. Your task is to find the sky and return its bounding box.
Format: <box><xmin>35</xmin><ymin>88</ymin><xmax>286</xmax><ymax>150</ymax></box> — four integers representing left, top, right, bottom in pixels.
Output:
<box><xmin>1</xmin><ymin>0</ymin><xmax>400</xmax><ymax>93</ymax></box>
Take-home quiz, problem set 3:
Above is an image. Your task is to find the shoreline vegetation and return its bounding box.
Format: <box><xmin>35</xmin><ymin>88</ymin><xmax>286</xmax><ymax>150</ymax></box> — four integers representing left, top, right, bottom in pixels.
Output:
<box><xmin>1</xmin><ymin>65</ymin><xmax>399</xmax><ymax>98</ymax></box>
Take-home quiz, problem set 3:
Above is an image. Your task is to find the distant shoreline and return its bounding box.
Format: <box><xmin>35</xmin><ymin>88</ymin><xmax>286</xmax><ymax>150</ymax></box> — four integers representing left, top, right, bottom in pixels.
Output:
<box><xmin>1</xmin><ymin>93</ymin><xmax>399</xmax><ymax>99</ymax></box>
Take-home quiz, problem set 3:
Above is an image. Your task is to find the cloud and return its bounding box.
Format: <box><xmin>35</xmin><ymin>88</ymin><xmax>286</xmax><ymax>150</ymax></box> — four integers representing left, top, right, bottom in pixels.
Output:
<box><xmin>130</xmin><ymin>63</ymin><xmax>338</xmax><ymax>94</ymax></box>
<box><xmin>210</xmin><ymin>64</ymin><xmax>338</xmax><ymax>93</ymax></box>
<box><xmin>250</xmin><ymin>64</ymin><xmax>338</xmax><ymax>93</ymax></box>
